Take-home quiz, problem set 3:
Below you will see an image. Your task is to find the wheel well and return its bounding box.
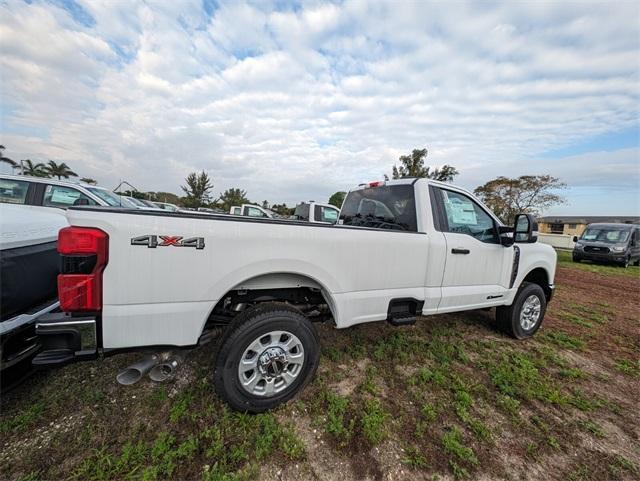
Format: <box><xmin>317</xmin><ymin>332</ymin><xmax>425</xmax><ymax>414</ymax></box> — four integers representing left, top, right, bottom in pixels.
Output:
<box><xmin>205</xmin><ymin>286</ymin><xmax>332</xmax><ymax>329</ymax></box>
<box><xmin>522</xmin><ymin>268</ymin><xmax>551</xmax><ymax>301</ymax></box>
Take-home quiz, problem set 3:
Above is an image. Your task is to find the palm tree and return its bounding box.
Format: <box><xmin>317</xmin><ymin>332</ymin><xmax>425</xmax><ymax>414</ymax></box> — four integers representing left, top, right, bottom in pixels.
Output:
<box><xmin>80</xmin><ymin>177</ymin><xmax>97</xmax><ymax>185</ymax></box>
<box><xmin>0</xmin><ymin>145</ymin><xmax>17</xmax><ymax>170</ymax></box>
<box><xmin>46</xmin><ymin>160</ymin><xmax>78</xmax><ymax>179</ymax></box>
<box><xmin>21</xmin><ymin>159</ymin><xmax>49</xmax><ymax>177</ymax></box>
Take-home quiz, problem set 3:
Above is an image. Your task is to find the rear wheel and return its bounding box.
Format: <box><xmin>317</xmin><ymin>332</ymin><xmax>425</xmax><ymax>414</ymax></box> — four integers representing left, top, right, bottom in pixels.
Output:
<box><xmin>214</xmin><ymin>303</ymin><xmax>320</xmax><ymax>412</ymax></box>
<box><xmin>496</xmin><ymin>282</ymin><xmax>547</xmax><ymax>339</ymax></box>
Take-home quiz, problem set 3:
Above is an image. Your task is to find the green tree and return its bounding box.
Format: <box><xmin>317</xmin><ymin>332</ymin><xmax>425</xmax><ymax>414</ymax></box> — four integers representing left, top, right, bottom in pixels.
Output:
<box><xmin>181</xmin><ymin>171</ymin><xmax>213</xmax><ymax>208</ymax></box>
<box><xmin>217</xmin><ymin>188</ymin><xmax>250</xmax><ymax>211</ymax></box>
<box><xmin>473</xmin><ymin>175</ymin><xmax>567</xmax><ymax>225</ymax></box>
<box><xmin>271</xmin><ymin>203</ymin><xmax>294</xmax><ymax>216</ymax></box>
<box><xmin>328</xmin><ymin>191</ymin><xmax>346</xmax><ymax>208</ymax></box>
<box><xmin>0</xmin><ymin>145</ymin><xmax>17</xmax><ymax>170</ymax></box>
<box><xmin>46</xmin><ymin>160</ymin><xmax>78</xmax><ymax>179</ymax></box>
<box><xmin>390</xmin><ymin>148</ymin><xmax>459</xmax><ymax>182</ymax></box>
<box><xmin>80</xmin><ymin>177</ymin><xmax>97</xmax><ymax>185</ymax></box>
<box><xmin>152</xmin><ymin>191</ymin><xmax>182</xmax><ymax>206</ymax></box>
<box><xmin>21</xmin><ymin>159</ymin><xmax>49</xmax><ymax>177</ymax></box>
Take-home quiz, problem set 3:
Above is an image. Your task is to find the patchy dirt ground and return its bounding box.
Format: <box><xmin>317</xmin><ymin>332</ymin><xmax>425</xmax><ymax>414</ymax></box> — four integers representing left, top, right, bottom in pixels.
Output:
<box><xmin>1</xmin><ymin>256</ymin><xmax>639</xmax><ymax>481</ymax></box>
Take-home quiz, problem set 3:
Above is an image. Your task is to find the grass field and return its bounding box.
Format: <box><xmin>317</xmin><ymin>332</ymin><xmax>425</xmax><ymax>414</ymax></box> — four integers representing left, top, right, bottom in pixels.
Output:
<box><xmin>1</xmin><ymin>253</ymin><xmax>639</xmax><ymax>481</ymax></box>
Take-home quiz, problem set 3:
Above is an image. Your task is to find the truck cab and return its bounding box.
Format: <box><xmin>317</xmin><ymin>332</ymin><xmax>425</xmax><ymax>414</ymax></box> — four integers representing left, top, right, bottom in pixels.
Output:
<box><xmin>293</xmin><ymin>201</ymin><xmax>340</xmax><ymax>224</ymax></box>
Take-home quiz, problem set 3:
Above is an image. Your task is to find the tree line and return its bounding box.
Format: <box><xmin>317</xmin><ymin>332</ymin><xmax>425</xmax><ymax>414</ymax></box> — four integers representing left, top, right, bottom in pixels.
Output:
<box><xmin>1</xmin><ymin>145</ymin><xmax>97</xmax><ymax>184</ymax></box>
<box><xmin>1</xmin><ymin>144</ymin><xmax>566</xmax><ymax>223</ymax></box>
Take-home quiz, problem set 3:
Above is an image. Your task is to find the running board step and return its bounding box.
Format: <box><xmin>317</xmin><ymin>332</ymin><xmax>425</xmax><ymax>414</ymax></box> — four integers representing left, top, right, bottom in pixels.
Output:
<box><xmin>388</xmin><ymin>315</ymin><xmax>417</xmax><ymax>326</ymax></box>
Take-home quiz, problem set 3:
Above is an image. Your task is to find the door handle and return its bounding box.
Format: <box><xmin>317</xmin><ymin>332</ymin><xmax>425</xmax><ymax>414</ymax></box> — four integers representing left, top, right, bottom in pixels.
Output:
<box><xmin>451</xmin><ymin>248</ymin><xmax>470</xmax><ymax>254</ymax></box>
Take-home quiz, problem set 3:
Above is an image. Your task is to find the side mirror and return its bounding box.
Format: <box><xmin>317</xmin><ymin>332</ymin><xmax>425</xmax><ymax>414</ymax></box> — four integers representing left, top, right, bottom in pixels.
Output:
<box><xmin>572</xmin><ymin>236</ymin><xmax>578</xmax><ymax>243</ymax></box>
<box><xmin>498</xmin><ymin>225</ymin><xmax>514</xmax><ymax>247</ymax></box>
<box><xmin>513</xmin><ymin>213</ymin><xmax>538</xmax><ymax>243</ymax></box>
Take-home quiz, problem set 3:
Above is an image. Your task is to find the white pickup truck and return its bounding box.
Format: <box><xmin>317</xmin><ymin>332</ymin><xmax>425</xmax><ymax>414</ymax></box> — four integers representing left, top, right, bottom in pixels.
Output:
<box><xmin>35</xmin><ymin>178</ymin><xmax>556</xmax><ymax>412</ymax></box>
<box><xmin>293</xmin><ymin>201</ymin><xmax>340</xmax><ymax>224</ymax></box>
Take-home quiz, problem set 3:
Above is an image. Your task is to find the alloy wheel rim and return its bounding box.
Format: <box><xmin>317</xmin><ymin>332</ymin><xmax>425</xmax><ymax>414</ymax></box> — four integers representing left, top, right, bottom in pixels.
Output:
<box><xmin>237</xmin><ymin>330</ymin><xmax>305</xmax><ymax>397</ymax></box>
<box><xmin>520</xmin><ymin>295</ymin><xmax>541</xmax><ymax>330</ymax></box>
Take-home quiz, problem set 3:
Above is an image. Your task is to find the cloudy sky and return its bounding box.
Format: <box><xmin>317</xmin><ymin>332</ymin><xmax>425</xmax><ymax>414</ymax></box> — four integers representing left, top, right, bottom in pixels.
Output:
<box><xmin>1</xmin><ymin>0</ymin><xmax>639</xmax><ymax>214</ymax></box>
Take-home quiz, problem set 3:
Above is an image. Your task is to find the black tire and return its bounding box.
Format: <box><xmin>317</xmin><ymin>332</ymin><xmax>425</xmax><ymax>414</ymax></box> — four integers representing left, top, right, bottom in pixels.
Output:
<box><xmin>572</xmin><ymin>256</ymin><xmax>581</xmax><ymax>263</ymax></box>
<box><xmin>620</xmin><ymin>256</ymin><xmax>630</xmax><ymax>268</ymax></box>
<box><xmin>214</xmin><ymin>302</ymin><xmax>320</xmax><ymax>413</ymax></box>
<box><xmin>496</xmin><ymin>282</ymin><xmax>547</xmax><ymax>339</ymax></box>
<box><xmin>633</xmin><ymin>259</ymin><xmax>640</xmax><ymax>267</ymax></box>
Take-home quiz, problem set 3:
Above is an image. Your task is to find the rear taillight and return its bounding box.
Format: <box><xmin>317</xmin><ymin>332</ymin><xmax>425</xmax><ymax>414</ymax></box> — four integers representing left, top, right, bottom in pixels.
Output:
<box><xmin>57</xmin><ymin>227</ymin><xmax>109</xmax><ymax>312</ymax></box>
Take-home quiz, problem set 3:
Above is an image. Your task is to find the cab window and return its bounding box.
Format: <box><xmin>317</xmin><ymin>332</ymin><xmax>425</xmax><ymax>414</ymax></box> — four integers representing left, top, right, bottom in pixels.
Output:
<box><xmin>0</xmin><ymin>178</ymin><xmax>29</xmax><ymax>204</ymax></box>
<box><xmin>436</xmin><ymin>188</ymin><xmax>498</xmax><ymax>243</ymax></box>
<box><xmin>314</xmin><ymin>205</ymin><xmax>339</xmax><ymax>223</ymax></box>
<box><xmin>340</xmin><ymin>185</ymin><xmax>417</xmax><ymax>231</ymax></box>
<box><xmin>245</xmin><ymin>206</ymin><xmax>266</xmax><ymax>217</ymax></box>
<box><xmin>43</xmin><ymin>185</ymin><xmax>97</xmax><ymax>208</ymax></box>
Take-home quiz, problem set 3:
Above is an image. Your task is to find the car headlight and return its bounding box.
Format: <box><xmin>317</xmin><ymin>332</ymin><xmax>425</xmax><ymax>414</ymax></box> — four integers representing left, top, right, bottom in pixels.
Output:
<box><xmin>611</xmin><ymin>246</ymin><xmax>625</xmax><ymax>252</ymax></box>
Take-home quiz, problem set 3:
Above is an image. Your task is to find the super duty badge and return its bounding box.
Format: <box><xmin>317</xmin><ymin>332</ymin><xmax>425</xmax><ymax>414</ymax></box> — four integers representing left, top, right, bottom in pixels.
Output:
<box><xmin>131</xmin><ymin>235</ymin><xmax>205</xmax><ymax>250</ymax></box>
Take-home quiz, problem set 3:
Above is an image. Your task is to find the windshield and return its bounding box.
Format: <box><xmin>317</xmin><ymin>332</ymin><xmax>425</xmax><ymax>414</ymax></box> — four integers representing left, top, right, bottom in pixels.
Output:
<box><xmin>581</xmin><ymin>228</ymin><xmax>630</xmax><ymax>243</ymax></box>
<box><xmin>123</xmin><ymin>196</ymin><xmax>148</xmax><ymax>208</ymax></box>
<box><xmin>137</xmin><ymin>199</ymin><xmax>157</xmax><ymax>208</ymax></box>
<box><xmin>87</xmin><ymin>187</ymin><xmax>127</xmax><ymax>207</ymax></box>
<box><xmin>340</xmin><ymin>184</ymin><xmax>417</xmax><ymax>231</ymax></box>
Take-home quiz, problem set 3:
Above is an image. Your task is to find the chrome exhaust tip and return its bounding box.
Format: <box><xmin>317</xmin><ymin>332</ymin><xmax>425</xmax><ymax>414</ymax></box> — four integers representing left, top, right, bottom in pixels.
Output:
<box><xmin>116</xmin><ymin>355</ymin><xmax>158</xmax><ymax>385</ymax></box>
<box><xmin>149</xmin><ymin>357</ymin><xmax>180</xmax><ymax>382</ymax></box>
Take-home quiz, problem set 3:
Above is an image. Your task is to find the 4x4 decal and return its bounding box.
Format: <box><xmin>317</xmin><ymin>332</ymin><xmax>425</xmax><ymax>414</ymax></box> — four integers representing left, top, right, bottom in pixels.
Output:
<box><xmin>131</xmin><ymin>235</ymin><xmax>205</xmax><ymax>250</ymax></box>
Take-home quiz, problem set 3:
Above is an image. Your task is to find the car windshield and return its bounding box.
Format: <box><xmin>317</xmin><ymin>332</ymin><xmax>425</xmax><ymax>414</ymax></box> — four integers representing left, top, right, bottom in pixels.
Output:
<box><xmin>123</xmin><ymin>196</ymin><xmax>148</xmax><ymax>208</ymax></box>
<box><xmin>581</xmin><ymin>228</ymin><xmax>630</xmax><ymax>243</ymax></box>
<box><xmin>87</xmin><ymin>187</ymin><xmax>127</xmax><ymax>207</ymax></box>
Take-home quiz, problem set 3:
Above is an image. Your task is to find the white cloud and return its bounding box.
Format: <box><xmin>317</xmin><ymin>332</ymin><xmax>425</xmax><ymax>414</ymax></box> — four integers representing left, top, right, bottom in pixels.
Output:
<box><xmin>0</xmin><ymin>0</ymin><xmax>638</xmax><ymax>210</ymax></box>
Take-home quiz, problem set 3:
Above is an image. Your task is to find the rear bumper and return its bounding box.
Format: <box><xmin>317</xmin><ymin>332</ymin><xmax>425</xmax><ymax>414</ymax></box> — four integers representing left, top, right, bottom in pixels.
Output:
<box><xmin>1</xmin><ymin>301</ymin><xmax>59</xmax><ymax>370</ymax></box>
<box><xmin>32</xmin><ymin>312</ymin><xmax>98</xmax><ymax>367</ymax></box>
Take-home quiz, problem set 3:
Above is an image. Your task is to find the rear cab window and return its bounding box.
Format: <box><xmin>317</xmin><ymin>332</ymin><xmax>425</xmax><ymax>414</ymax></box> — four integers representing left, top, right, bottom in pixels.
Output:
<box><xmin>340</xmin><ymin>184</ymin><xmax>417</xmax><ymax>231</ymax></box>
<box><xmin>0</xmin><ymin>178</ymin><xmax>29</xmax><ymax>204</ymax></box>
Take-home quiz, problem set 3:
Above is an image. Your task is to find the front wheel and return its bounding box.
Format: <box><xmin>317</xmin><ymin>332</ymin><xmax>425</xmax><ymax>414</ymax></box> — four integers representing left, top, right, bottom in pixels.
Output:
<box><xmin>496</xmin><ymin>282</ymin><xmax>547</xmax><ymax>339</ymax></box>
<box><xmin>214</xmin><ymin>303</ymin><xmax>320</xmax><ymax>412</ymax></box>
<box><xmin>620</xmin><ymin>256</ymin><xmax>630</xmax><ymax>268</ymax></box>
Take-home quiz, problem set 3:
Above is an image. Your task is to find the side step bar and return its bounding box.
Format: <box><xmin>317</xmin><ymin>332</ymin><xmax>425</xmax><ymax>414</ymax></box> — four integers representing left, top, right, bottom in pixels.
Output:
<box><xmin>32</xmin><ymin>313</ymin><xmax>98</xmax><ymax>367</ymax></box>
<box><xmin>387</xmin><ymin>298</ymin><xmax>424</xmax><ymax>327</ymax></box>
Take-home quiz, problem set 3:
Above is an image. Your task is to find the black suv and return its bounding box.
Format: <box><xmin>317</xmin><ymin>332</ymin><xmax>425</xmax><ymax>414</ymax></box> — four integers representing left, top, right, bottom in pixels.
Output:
<box><xmin>573</xmin><ymin>223</ymin><xmax>640</xmax><ymax>268</ymax></box>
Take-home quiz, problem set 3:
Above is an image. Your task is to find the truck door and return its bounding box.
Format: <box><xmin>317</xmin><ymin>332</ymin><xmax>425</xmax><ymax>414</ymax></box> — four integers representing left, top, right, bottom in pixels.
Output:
<box><xmin>430</xmin><ymin>186</ymin><xmax>513</xmax><ymax>311</ymax></box>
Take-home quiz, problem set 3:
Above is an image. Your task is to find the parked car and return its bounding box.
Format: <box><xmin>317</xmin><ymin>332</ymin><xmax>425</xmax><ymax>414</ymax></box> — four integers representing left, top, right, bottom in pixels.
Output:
<box><xmin>36</xmin><ymin>178</ymin><xmax>556</xmax><ymax>412</ymax></box>
<box><xmin>117</xmin><ymin>195</ymin><xmax>165</xmax><ymax>211</ymax></box>
<box><xmin>0</xmin><ymin>203</ymin><xmax>67</xmax><ymax>389</ymax></box>
<box><xmin>293</xmin><ymin>201</ymin><xmax>340</xmax><ymax>224</ymax></box>
<box><xmin>153</xmin><ymin>201</ymin><xmax>180</xmax><ymax>212</ymax></box>
<box><xmin>0</xmin><ymin>174</ymin><xmax>129</xmax><ymax>209</ymax></box>
<box><xmin>573</xmin><ymin>223</ymin><xmax>640</xmax><ymax>267</ymax></box>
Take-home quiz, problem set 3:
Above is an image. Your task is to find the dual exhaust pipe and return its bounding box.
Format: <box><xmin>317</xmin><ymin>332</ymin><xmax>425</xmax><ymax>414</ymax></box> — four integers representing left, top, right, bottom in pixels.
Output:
<box><xmin>116</xmin><ymin>353</ymin><xmax>182</xmax><ymax>386</ymax></box>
